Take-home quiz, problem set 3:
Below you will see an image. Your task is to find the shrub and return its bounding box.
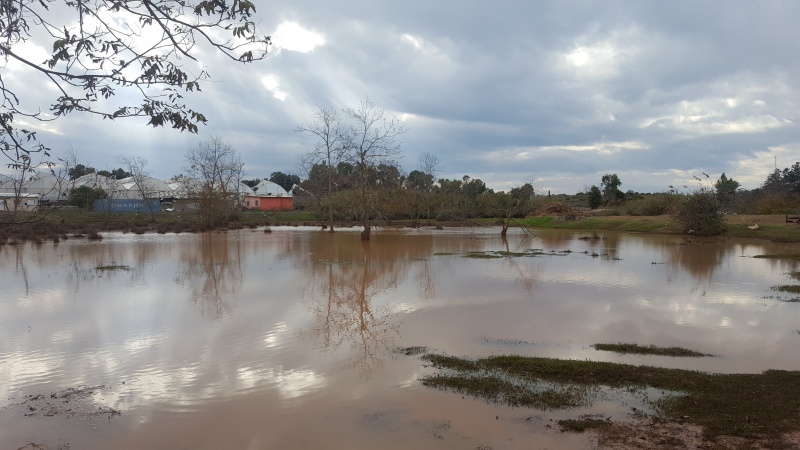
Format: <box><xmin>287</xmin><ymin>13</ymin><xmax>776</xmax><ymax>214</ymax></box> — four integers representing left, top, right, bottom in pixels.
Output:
<box><xmin>624</xmin><ymin>194</ymin><xmax>681</xmax><ymax>216</ymax></box>
<box><xmin>674</xmin><ymin>192</ymin><xmax>726</xmax><ymax>235</ymax></box>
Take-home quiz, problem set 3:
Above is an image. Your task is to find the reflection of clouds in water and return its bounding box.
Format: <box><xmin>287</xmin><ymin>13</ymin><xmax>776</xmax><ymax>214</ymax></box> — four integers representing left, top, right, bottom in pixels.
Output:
<box><xmin>15</xmin><ymin>286</ymin><xmax>70</xmax><ymax>311</ymax></box>
<box><xmin>123</xmin><ymin>332</ymin><xmax>167</xmax><ymax>353</ymax></box>
<box><xmin>236</xmin><ymin>366</ymin><xmax>326</xmax><ymax>398</ymax></box>
<box><xmin>263</xmin><ymin>322</ymin><xmax>288</xmax><ymax>349</ymax></box>
<box><xmin>0</xmin><ymin>351</ymin><xmax>62</xmax><ymax>390</ymax></box>
<box><xmin>52</xmin><ymin>329</ymin><xmax>75</xmax><ymax>344</ymax></box>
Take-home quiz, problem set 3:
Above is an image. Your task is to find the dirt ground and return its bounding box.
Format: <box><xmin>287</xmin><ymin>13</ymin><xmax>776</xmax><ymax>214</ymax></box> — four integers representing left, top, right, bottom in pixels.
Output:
<box><xmin>589</xmin><ymin>417</ymin><xmax>800</xmax><ymax>449</ymax></box>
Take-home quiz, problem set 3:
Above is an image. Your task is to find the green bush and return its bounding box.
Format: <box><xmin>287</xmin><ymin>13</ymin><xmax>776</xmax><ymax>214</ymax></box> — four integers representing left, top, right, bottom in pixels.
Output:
<box><xmin>674</xmin><ymin>192</ymin><xmax>726</xmax><ymax>235</ymax></box>
<box><xmin>624</xmin><ymin>194</ymin><xmax>681</xmax><ymax>216</ymax></box>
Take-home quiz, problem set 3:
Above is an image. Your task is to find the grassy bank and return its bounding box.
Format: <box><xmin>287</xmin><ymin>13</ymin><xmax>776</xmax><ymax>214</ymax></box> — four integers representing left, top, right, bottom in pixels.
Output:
<box><xmin>502</xmin><ymin>214</ymin><xmax>800</xmax><ymax>243</ymax></box>
<box><xmin>3</xmin><ymin>209</ymin><xmax>799</xmax><ymax>244</ymax></box>
<box><xmin>419</xmin><ymin>353</ymin><xmax>800</xmax><ymax>440</ymax></box>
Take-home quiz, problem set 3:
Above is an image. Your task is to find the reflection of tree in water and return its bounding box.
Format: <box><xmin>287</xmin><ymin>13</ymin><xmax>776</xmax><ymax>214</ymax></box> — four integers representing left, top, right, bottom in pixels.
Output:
<box><xmin>501</xmin><ymin>236</ymin><xmax>540</xmax><ymax>293</ymax></box>
<box><xmin>663</xmin><ymin>240</ymin><xmax>727</xmax><ymax>287</ymax></box>
<box><xmin>303</xmin><ymin>233</ymin><xmax>435</xmax><ymax>377</ymax></box>
<box><xmin>175</xmin><ymin>233</ymin><xmax>244</xmax><ymax>319</ymax></box>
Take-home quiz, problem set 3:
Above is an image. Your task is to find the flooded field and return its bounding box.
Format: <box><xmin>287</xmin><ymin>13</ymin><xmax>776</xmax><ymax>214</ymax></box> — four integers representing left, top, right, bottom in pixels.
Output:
<box><xmin>1</xmin><ymin>226</ymin><xmax>799</xmax><ymax>449</ymax></box>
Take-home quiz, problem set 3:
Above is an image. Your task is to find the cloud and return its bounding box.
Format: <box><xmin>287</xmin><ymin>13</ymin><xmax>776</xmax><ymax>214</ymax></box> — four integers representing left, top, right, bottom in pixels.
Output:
<box><xmin>272</xmin><ymin>21</ymin><xmax>325</xmax><ymax>53</ymax></box>
<box><xmin>4</xmin><ymin>1</ymin><xmax>800</xmax><ymax>194</ymax></box>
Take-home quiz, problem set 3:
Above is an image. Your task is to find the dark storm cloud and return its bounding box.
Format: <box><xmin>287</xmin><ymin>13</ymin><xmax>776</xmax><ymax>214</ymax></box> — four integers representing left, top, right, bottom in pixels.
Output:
<box><xmin>6</xmin><ymin>1</ymin><xmax>800</xmax><ymax>193</ymax></box>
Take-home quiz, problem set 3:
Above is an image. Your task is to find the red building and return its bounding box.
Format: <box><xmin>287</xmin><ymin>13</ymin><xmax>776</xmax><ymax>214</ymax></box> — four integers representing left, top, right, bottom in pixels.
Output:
<box><xmin>243</xmin><ymin>195</ymin><xmax>293</xmax><ymax>211</ymax></box>
<box><xmin>243</xmin><ymin>180</ymin><xmax>293</xmax><ymax>211</ymax></box>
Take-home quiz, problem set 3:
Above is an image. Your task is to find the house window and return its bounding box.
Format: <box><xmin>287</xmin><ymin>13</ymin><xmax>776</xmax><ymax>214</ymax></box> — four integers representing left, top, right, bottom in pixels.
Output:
<box><xmin>256</xmin><ymin>199</ymin><xmax>259</xmax><ymax>206</ymax></box>
<box><xmin>246</xmin><ymin>200</ymin><xmax>250</xmax><ymax>207</ymax></box>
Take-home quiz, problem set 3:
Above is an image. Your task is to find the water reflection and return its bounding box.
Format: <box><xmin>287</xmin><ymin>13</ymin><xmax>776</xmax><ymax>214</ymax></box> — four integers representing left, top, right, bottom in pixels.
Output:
<box><xmin>175</xmin><ymin>233</ymin><xmax>244</xmax><ymax>319</ymax></box>
<box><xmin>2</xmin><ymin>228</ymin><xmax>800</xmax><ymax>450</ymax></box>
<box><xmin>302</xmin><ymin>233</ymin><xmax>440</xmax><ymax>377</ymax></box>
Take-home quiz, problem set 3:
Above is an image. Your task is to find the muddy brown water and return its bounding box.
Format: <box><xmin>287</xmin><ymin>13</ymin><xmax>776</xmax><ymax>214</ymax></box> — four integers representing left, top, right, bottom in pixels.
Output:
<box><xmin>1</xmin><ymin>227</ymin><xmax>799</xmax><ymax>449</ymax></box>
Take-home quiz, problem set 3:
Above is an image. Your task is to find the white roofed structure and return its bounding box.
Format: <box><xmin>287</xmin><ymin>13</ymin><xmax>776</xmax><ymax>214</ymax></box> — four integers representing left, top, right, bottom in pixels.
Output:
<box><xmin>252</xmin><ymin>180</ymin><xmax>291</xmax><ymax>197</ymax></box>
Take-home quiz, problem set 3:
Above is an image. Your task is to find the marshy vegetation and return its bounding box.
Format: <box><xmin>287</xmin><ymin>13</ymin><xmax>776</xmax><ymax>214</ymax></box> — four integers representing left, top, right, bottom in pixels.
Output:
<box><xmin>418</xmin><ymin>353</ymin><xmax>800</xmax><ymax>440</ymax></box>
<box><xmin>592</xmin><ymin>343</ymin><xmax>714</xmax><ymax>357</ymax></box>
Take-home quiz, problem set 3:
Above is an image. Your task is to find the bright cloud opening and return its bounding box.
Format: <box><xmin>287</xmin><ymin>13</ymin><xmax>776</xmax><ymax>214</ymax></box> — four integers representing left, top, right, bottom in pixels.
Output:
<box><xmin>273</xmin><ymin>21</ymin><xmax>325</xmax><ymax>53</ymax></box>
<box><xmin>261</xmin><ymin>75</ymin><xmax>288</xmax><ymax>101</ymax></box>
<box><xmin>401</xmin><ymin>34</ymin><xmax>422</xmax><ymax>49</ymax></box>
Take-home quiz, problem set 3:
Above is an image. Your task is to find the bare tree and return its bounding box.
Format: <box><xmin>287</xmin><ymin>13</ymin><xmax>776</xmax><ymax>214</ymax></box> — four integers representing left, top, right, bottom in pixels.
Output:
<box><xmin>342</xmin><ymin>98</ymin><xmax>407</xmax><ymax>240</ymax></box>
<box><xmin>185</xmin><ymin>136</ymin><xmax>244</xmax><ymax>227</ymax></box>
<box><xmin>118</xmin><ymin>156</ymin><xmax>156</xmax><ymax>216</ymax></box>
<box><xmin>296</xmin><ymin>106</ymin><xmax>347</xmax><ymax>232</ymax></box>
<box><xmin>418</xmin><ymin>152</ymin><xmax>443</xmax><ymax>182</ymax></box>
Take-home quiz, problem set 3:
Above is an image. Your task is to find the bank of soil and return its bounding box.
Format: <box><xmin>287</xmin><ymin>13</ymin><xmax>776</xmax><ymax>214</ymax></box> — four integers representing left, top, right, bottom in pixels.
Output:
<box><xmin>10</xmin><ymin>385</ymin><xmax>121</xmax><ymax>419</ymax></box>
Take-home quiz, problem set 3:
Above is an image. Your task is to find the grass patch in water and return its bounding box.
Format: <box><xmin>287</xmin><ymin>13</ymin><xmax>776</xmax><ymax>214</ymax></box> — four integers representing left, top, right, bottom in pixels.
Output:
<box><xmin>396</xmin><ymin>346</ymin><xmax>428</xmax><ymax>356</ymax></box>
<box><xmin>95</xmin><ymin>264</ymin><xmax>132</xmax><ymax>271</ymax></box>
<box><xmin>772</xmin><ymin>285</ymin><xmax>800</xmax><ymax>294</ymax></box>
<box><xmin>558</xmin><ymin>418</ymin><xmax>613</xmax><ymax>432</ymax></box>
<box><xmin>464</xmin><ymin>252</ymin><xmax>502</xmax><ymax>259</ymax></box>
<box><xmin>463</xmin><ymin>250</ymin><xmax>549</xmax><ymax>259</ymax></box>
<box><xmin>419</xmin><ymin>353</ymin><xmax>800</xmax><ymax>439</ymax></box>
<box><xmin>421</xmin><ymin>373</ymin><xmax>592</xmax><ymax>410</ymax></box>
<box><xmin>754</xmin><ymin>254</ymin><xmax>800</xmax><ymax>261</ymax></box>
<box><xmin>592</xmin><ymin>343</ymin><xmax>713</xmax><ymax>357</ymax></box>
<box><xmin>788</xmin><ymin>271</ymin><xmax>800</xmax><ymax>281</ymax></box>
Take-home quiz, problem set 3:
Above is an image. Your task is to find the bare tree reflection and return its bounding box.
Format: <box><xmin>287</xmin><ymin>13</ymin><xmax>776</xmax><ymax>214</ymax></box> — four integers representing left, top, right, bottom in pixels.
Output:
<box><xmin>175</xmin><ymin>232</ymin><xmax>244</xmax><ymax>319</ymax></box>
<box><xmin>303</xmin><ymin>233</ymin><xmax>436</xmax><ymax>378</ymax></box>
<box><xmin>501</xmin><ymin>236</ymin><xmax>540</xmax><ymax>294</ymax></box>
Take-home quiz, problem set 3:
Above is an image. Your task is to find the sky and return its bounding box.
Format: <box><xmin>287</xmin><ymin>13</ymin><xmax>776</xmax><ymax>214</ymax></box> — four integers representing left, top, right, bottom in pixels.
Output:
<box><xmin>4</xmin><ymin>1</ymin><xmax>800</xmax><ymax>194</ymax></box>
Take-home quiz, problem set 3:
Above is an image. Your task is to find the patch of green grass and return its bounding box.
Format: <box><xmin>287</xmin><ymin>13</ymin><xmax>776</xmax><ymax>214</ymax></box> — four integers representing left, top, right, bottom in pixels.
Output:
<box><xmin>788</xmin><ymin>272</ymin><xmax>800</xmax><ymax>282</ymax></box>
<box><xmin>772</xmin><ymin>285</ymin><xmax>800</xmax><ymax>294</ymax></box>
<box><xmin>421</xmin><ymin>374</ymin><xmax>592</xmax><ymax>410</ymax></box>
<box><xmin>464</xmin><ymin>252</ymin><xmax>502</xmax><ymax>259</ymax></box>
<box><xmin>513</xmin><ymin>217</ymin><xmax>673</xmax><ymax>233</ymax></box>
<box><xmin>396</xmin><ymin>346</ymin><xmax>428</xmax><ymax>356</ymax></box>
<box><xmin>558</xmin><ymin>418</ymin><xmax>613</xmax><ymax>432</ymax></box>
<box><xmin>95</xmin><ymin>264</ymin><xmax>131</xmax><ymax>271</ymax></box>
<box><xmin>592</xmin><ymin>343</ymin><xmax>713</xmax><ymax>357</ymax></box>
<box><xmin>419</xmin><ymin>353</ymin><xmax>800</xmax><ymax>439</ymax></box>
<box><xmin>462</xmin><ymin>250</ymin><xmax>548</xmax><ymax>259</ymax></box>
<box><xmin>754</xmin><ymin>254</ymin><xmax>800</xmax><ymax>261</ymax></box>
<box><xmin>433</xmin><ymin>252</ymin><xmax>458</xmax><ymax>256</ymax></box>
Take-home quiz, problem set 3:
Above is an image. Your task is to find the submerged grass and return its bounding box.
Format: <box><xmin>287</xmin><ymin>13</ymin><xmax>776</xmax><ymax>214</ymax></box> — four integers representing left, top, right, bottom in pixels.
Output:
<box><xmin>592</xmin><ymin>343</ymin><xmax>713</xmax><ymax>357</ymax></box>
<box><xmin>95</xmin><ymin>264</ymin><xmax>132</xmax><ymax>271</ymax></box>
<box><xmin>462</xmin><ymin>250</ymin><xmax>550</xmax><ymax>259</ymax></box>
<box><xmin>420</xmin><ymin>353</ymin><xmax>800</xmax><ymax>439</ymax></box>
<box><xmin>754</xmin><ymin>254</ymin><xmax>800</xmax><ymax>261</ymax></box>
<box><xmin>557</xmin><ymin>418</ymin><xmax>613</xmax><ymax>432</ymax></box>
<box><xmin>772</xmin><ymin>285</ymin><xmax>800</xmax><ymax>294</ymax></box>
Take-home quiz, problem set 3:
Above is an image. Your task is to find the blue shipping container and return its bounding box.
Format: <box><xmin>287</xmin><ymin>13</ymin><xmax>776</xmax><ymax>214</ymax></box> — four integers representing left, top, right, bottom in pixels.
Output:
<box><xmin>93</xmin><ymin>199</ymin><xmax>162</xmax><ymax>213</ymax></box>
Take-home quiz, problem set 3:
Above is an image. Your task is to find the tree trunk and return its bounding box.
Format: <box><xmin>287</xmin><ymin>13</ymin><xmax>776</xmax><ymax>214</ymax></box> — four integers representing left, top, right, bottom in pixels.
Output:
<box><xmin>361</xmin><ymin>223</ymin><xmax>371</xmax><ymax>241</ymax></box>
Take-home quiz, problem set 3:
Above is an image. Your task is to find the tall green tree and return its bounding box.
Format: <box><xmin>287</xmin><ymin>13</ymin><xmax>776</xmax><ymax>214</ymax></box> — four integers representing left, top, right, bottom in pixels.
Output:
<box><xmin>269</xmin><ymin>172</ymin><xmax>301</xmax><ymax>193</ymax></box>
<box><xmin>68</xmin><ymin>186</ymin><xmax>107</xmax><ymax>210</ymax></box>
<box><xmin>587</xmin><ymin>185</ymin><xmax>603</xmax><ymax>209</ymax></box>
<box><xmin>601</xmin><ymin>174</ymin><xmax>624</xmax><ymax>204</ymax></box>
<box><xmin>763</xmin><ymin>162</ymin><xmax>800</xmax><ymax>194</ymax></box>
<box><xmin>68</xmin><ymin>164</ymin><xmax>96</xmax><ymax>180</ymax></box>
<box><xmin>714</xmin><ymin>173</ymin><xmax>740</xmax><ymax>206</ymax></box>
